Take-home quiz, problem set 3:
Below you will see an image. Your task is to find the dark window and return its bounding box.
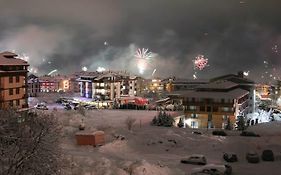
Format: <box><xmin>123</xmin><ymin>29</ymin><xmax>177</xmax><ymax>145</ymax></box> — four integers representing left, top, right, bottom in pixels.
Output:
<box><xmin>191</xmin><ymin>98</ymin><xmax>195</xmax><ymax>102</ymax></box>
<box><xmin>213</xmin><ymin>106</ymin><xmax>219</xmax><ymax>112</ymax></box>
<box><xmin>207</xmin><ymin>106</ymin><xmax>212</xmax><ymax>112</ymax></box>
<box><xmin>16</xmin><ymin>100</ymin><xmax>20</xmax><ymax>106</ymax></box>
<box><xmin>9</xmin><ymin>89</ymin><xmax>13</xmax><ymax>95</ymax></box>
<box><xmin>9</xmin><ymin>101</ymin><xmax>13</xmax><ymax>107</ymax></box>
<box><xmin>200</xmin><ymin>106</ymin><xmax>205</xmax><ymax>112</ymax></box>
<box><xmin>16</xmin><ymin>76</ymin><xmax>20</xmax><ymax>82</ymax></box>
<box><xmin>9</xmin><ymin>76</ymin><xmax>13</xmax><ymax>83</ymax></box>
<box><xmin>221</xmin><ymin>99</ymin><xmax>225</xmax><ymax>103</ymax></box>
<box><xmin>16</xmin><ymin>88</ymin><xmax>20</xmax><ymax>94</ymax></box>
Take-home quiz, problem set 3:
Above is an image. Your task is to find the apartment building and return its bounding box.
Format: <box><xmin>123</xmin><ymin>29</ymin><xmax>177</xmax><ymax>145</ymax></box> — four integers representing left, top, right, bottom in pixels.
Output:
<box><xmin>78</xmin><ymin>71</ymin><xmax>144</xmax><ymax>100</ymax></box>
<box><xmin>38</xmin><ymin>75</ymin><xmax>60</xmax><ymax>92</ymax></box>
<box><xmin>171</xmin><ymin>80</ymin><xmax>250</xmax><ymax>129</ymax></box>
<box><xmin>0</xmin><ymin>51</ymin><xmax>29</xmax><ymax>109</ymax></box>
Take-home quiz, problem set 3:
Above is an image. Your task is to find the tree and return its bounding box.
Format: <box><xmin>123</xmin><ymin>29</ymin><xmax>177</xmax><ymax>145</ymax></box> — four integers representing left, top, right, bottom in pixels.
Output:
<box><xmin>225</xmin><ymin>118</ymin><xmax>232</xmax><ymax>130</ymax></box>
<box><xmin>177</xmin><ymin>117</ymin><xmax>184</xmax><ymax>128</ymax></box>
<box><xmin>0</xmin><ymin>110</ymin><xmax>63</xmax><ymax>175</ymax></box>
<box><xmin>236</xmin><ymin>115</ymin><xmax>246</xmax><ymax>131</ymax></box>
<box><xmin>151</xmin><ymin>111</ymin><xmax>175</xmax><ymax>127</ymax></box>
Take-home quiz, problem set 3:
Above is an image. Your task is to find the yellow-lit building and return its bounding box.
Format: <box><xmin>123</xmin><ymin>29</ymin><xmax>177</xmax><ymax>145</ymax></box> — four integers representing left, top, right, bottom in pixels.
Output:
<box><xmin>0</xmin><ymin>51</ymin><xmax>29</xmax><ymax>109</ymax></box>
<box><xmin>171</xmin><ymin>81</ymin><xmax>250</xmax><ymax>129</ymax></box>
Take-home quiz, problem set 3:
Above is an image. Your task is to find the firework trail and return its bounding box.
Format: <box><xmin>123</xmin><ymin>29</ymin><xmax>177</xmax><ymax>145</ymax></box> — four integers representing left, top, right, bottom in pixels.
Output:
<box><xmin>48</xmin><ymin>69</ymin><xmax>57</xmax><ymax>75</ymax></box>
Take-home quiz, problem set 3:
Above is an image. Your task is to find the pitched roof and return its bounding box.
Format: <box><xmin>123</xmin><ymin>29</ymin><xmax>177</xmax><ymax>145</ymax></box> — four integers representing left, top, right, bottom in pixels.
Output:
<box><xmin>0</xmin><ymin>51</ymin><xmax>29</xmax><ymax>66</ymax></box>
<box><xmin>198</xmin><ymin>80</ymin><xmax>238</xmax><ymax>90</ymax></box>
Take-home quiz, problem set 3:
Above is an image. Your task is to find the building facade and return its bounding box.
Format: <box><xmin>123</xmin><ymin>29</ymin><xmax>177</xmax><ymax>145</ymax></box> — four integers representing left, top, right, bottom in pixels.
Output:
<box><xmin>0</xmin><ymin>51</ymin><xmax>29</xmax><ymax>109</ymax></box>
<box><xmin>78</xmin><ymin>71</ymin><xmax>144</xmax><ymax>100</ymax></box>
<box><xmin>28</xmin><ymin>74</ymin><xmax>40</xmax><ymax>97</ymax></box>
<box><xmin>171</xmin><ymin>80</ymin><xmax>251</xmax><ymax>129</ymax></box>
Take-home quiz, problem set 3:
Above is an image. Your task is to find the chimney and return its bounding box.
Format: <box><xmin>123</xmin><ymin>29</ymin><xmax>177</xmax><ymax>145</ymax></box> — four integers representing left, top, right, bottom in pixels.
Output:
<box><xmin>237</xmin><ymin>71</ymin><xmax>244</xmax><ymax>78</ymax></box>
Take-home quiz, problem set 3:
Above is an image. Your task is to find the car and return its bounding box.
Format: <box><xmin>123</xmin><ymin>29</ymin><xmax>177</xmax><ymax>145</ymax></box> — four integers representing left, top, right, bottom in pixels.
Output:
<box><xmin>84</xmin><ymin>105</ymin><xmax>97</xmax><ymax>110</ymax></box>
<box><xmin>181</xmin><ymin>154</ymin><xmax>207</xmax><ymax>165</ymax></box>
<box><xmin>35</xmin><ymin>103</ymin><xmax>48</xmax><ymax>110</ymax></box>
<box><xmin>240</xmin><ymin>131</ymin><xmax>260</xmax><ymax>137</ymax></box>
<box><xmin>191</xmin><ymin>164</ymin><xmax>232</xmax><ymax>175</ymax></box>
<box><xmin>223</xmin><ymin>152</ymin><xmax>238</xmax><ymax>162</ymax></box>
<box><xmin>246</xmin><ymin>151</ymin><xmax>260</xmax><ymax>163</ymax></box>
<box><xmin>64</xmin><ymin>104</ymin><xmax>72</xmax><ymax>110</ymax></box>
<box><xmin>192</xmin><ymin>131</ymin><xmax>202</xmax><ymax>135</ymax></box>
<box><xmin>262</xmin><ymin>149</ymin><xmax>274</xmax><ymax>161</ymax></box>
<box><xmin>212</xmin><ymin>130</ymin><xmax>227</xmax><ymax>136</ymax></box>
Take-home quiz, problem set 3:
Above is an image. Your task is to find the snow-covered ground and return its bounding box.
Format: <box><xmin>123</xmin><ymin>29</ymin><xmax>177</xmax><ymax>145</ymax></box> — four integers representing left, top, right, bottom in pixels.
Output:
<box><xmin>43</xmin><ymin>108</ymin><xmax>281</xmax><ymax>175</ymax></box>
<box><xmin>30</xmin><ymin>94</ymin><xmax>281</xmax><ymax>175</ymax></box>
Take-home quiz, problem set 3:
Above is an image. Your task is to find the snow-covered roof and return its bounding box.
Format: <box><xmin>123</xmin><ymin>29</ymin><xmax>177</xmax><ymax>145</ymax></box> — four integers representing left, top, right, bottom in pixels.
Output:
<box><xmin>0</xmin><ymin>51</ymin><xmax>29</xmax><ymax>66</ymax></box>
<box><xmin>170</xmin><ymin>88</ymin><xmax>249</xmax><ymax>100</ymax></box>
<box><xmin>198</xmin><ymin>80</ymin><xmax>238</xmax><ymax>90</ymax></box>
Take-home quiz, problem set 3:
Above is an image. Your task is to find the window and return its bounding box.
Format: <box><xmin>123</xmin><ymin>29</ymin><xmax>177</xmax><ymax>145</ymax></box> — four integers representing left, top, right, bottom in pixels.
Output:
<box><xmin>191</xmin><ymin>121</ymin><xmax>198</xmax><ymax>128</ymax></box>
<box><xmin>189</xmin><ymin>106</ymin><xmax>196</xmax><ymax>111</ymax></box>
<box><xmin>16</xmin><ymin>100</ymin><xmax>20</xmax><ymax>106</ymax></box>
<box><xmin>9</xmin><ymin>76</ymin><xmax>13</xmax><ymax>83</ymax></box>
<box><xmin>222</xmin><ymin>107</ymin><xmax>230</xmax><ymax>112</ymax></box>
<box><xmin>191</xmin><ymin>98</ymin><xmax>195</xmax><ymax>102</ymax></box>
<box><xmin>221</xmin><ymin>99</ymin><xmax>225</xmax><ymax>103</ymax></box>
<box><xmin>16</xmin><ymin>76</ymin><xmax>20</xmax><ymax>82</ymax></box>
<box><xmin>9</xmin><ymin>89</ymin><xmax>13</xmax><ymax>95</ymax></box>
<box><xmin>16</xmin><ymin>88</ymin><xmax>20</xmax><ymax>94</ymax></box>
<box><xmin>213</xmin><ymin>106</ymin><xmax>218</xmax><ymax>112</ymax></box>
<box><xmin>222</xmin><ymin>115</ymin><xmax>228</xmax><ymax>120</ymax></box>
<box><xmin>9</xmin><ymin>101</ymin><xmax>13</xmax><ymax>107</ymax></box>
<box><xmin>207</xmin><ymin>106</ymin><xmax>212</xmax><ymax>112</ymax></box>
<box><xmin>191</xmin><ymin>113</ymin><xmax>198</xmax><ymax>118</ymax></box>
<box><xmin>200</xmin><ymin>106</ymin><xmax>205</xmax><ymax>111</ymax></box>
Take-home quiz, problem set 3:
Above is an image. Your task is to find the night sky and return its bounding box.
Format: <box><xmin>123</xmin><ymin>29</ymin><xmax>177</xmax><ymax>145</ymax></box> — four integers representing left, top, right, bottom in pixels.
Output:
<box><xmin>0</xmin><ymin>0</ymin><xmax>280</xmax><ymax>81</ymax></box>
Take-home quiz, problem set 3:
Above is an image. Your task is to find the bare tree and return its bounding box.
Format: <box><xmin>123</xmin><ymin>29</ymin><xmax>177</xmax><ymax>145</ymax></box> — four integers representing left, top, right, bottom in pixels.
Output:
<box><xmin>125</xmin><ymin>116</ymin><xmax>136</xmax><ymax>131</ymax></box>
<box><xmin>0</xmin><ymin>109</ymin><xmax>63</xmax><ymax>175</ymax></box>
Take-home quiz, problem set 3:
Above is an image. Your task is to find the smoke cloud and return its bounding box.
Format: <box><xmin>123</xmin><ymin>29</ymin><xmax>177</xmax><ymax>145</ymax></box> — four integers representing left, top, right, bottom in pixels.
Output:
<box><xmin>0</xmin><ymin>0</ymin><xmax>280</xmax><ymax>81</ymax></box>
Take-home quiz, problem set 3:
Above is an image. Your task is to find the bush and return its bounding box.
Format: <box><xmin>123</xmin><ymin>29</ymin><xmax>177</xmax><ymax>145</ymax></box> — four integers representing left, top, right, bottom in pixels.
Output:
<box><xmin>151</xmin><ymin>111</ymin><xmax>175</xmax><ymax>127</ymax></box>
<box><xmin>212</xmin><ymin>130</ymin><xmax>227</xmax><ymax>136</ymax></box>
<box><xmin>240</xmin><ymin>131</ymin><xmax>260</xmax><ymax>137</ymax></box>
<box><xmin>125</xmin><ymin>116</ymin><xmax>136</xmax><ymax>131</ymax></box>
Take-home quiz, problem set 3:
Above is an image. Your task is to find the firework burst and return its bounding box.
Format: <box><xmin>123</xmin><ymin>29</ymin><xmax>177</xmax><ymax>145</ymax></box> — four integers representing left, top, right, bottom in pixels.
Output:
<box><xmin>193</xmin><ymin>54</ymin><xmax>209</xmax><ymax>70</ymax></box>
<box><xmin>135</xmin><ymin>48</ymin><xmax>153</xmax><ymax>60</ymax></box>
<box><xmin>135</xmin><ymin>48</ymin><xmax>154</xmax><ymax>74</ymax></box>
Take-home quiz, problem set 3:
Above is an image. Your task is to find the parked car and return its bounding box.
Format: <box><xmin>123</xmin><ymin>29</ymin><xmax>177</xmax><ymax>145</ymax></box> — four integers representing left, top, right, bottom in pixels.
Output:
<box><xmin>181</xmin><ymin>154</ymin><xmax>207</xmax><ymax>165</ymax></box>
<box><xmin>223</xmin><ymin>152</ymin><xmax>238</xmax><ymax>162</ymax></box>
<box><xmin>64</xmin><ymin>104</ymin><xmax>72</xmax><ymax>110</ymax></box>
<box><xmin>84</xmin><ymin>105</ymin><xmax>97</xmax><ymax>110</ymax></box>
<box><xmin>262</xmin><ymin>149</ymin><xmax>274</xmax><ymax>161</ymax></box>
<box><xmin>191</xmin><ymin>164</ymin><xmax>232</xmax><ymax>175</ymax></box>
<box><xmin>192</xmin><ymin>131</ymin><xmax>202</xmax><ymax>135</ymax></box>
<box><xmin>212</xmin><ymin>130</ymin><xmax>227</xmax><ymax>136</ymax></box>
<box><xmin>240</xmin><ymin>131</ymin><xmax>260</xmax><ymax>137</ymax></box>
<box><xmin>35</xmin><ymin>103</ymin><xmax>48</xmax><ymax>110</ymax></box>
<box><xmin>246</xmin><ymin>151</ymin><xmax>260</xmax><ymax>163</ymax></box>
